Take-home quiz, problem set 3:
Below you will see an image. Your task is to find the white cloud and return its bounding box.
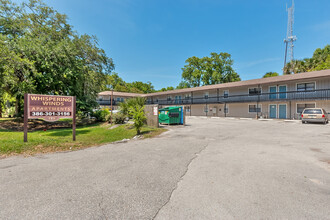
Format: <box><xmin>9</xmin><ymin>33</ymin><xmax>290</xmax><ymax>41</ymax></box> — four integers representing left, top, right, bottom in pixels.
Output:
<box><xmin>312</xmin><ymin>20</ymin><xmax>330</xmax><ymax>31</ymax></box>
<box><xmin>238</xmin><ymin>57</ymin><xmax>281</xmax><ymax>69</ymax></box>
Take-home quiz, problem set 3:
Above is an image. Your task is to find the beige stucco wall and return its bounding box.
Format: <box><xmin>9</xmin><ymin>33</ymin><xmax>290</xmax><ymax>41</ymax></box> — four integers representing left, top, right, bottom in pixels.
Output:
<box><xmin>102</xmin><ymin>100</ymin><xmax>330</xmax><ymax>119</ymax></box>
<box><xmin>149</xmin><ymin>76</ymin><xmax>330</xmax><ymax>101</ymax></box>
<box><xmin>99</xmin><ymin>76</ymin><xmax>330</xmax><ymax>118</ymax></box>
<box><xmin>288</xmin><ymin>100</ymin><xmax>330</xmax><ymax>119</ymax></box>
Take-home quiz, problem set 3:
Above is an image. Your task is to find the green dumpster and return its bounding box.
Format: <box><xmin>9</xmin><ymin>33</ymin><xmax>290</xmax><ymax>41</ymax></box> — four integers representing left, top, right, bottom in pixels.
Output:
<box><xmin>159</xmin><ymin>107</ymin><xmax>182</xmax><ymax>124</ymax></box>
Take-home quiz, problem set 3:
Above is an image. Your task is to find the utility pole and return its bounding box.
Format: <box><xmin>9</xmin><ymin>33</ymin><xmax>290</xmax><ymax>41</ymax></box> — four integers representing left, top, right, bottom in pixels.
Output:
<box><xmin>283</xmin><ymin>0</ymin><xmax>297</xmax><ymax>74</ymax></box>
<box><xmin>110</xmin><ymin>89</ymin><xmax>113</xmax><ymax>124</ymax></box>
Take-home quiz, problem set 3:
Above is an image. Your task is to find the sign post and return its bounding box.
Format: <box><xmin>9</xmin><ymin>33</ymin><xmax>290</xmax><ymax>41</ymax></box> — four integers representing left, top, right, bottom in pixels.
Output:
<box><xmin>24</xmin><ymin>94</ymin><xmax>28</xmax><ymax>142</ymax></box>
<box><xmin>72</xmin><ymin>96</ymin><xmax>76</xmax><ymax>141</ymax></box>
<box><xmin>110</xmin><ymin>89</ymin><xmax>113</xmax><ymax>124</ymax></box>
<box><xmin>23</xmin><ymin>94</ymin><xmax>76</xmax><ymax>142</ymax></box>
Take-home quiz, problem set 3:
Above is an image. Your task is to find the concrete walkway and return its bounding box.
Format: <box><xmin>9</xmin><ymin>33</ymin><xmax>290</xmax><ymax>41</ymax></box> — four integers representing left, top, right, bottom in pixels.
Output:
<box><xmin>1</xmin><ymin>118</ymin><xmax>330</xmax><ymax>219</ymax></box>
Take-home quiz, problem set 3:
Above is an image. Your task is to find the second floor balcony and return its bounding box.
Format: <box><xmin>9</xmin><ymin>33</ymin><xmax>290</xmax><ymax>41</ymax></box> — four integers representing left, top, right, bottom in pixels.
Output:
<box><xmin>146</xmin><ymin>89</ymin><xmax>330</xmax><ymax>105</ymax></box>
<box><xmin>96</xmin><ymin>99</ymin><xmax>124</xmax><ymax>106</ymax></box>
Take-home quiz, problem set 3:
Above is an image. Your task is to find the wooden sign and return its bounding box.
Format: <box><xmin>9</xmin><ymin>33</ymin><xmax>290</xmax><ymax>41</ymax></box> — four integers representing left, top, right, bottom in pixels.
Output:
<box><xmin>24</xmin><ymin>94</ymin><xmax>76</xmax><ymax>142</ymax></box>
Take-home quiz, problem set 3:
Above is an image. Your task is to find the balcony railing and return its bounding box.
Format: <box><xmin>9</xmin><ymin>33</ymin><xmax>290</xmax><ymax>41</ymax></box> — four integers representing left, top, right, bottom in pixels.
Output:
<box><xmin>145</xmin><ymin>89</ymin><xmax>330</xmax><ymax>105</ymax></box>
<box><xmin>97</xmin><ymin>100</ymin><xmax>124</xmax><ymax>105</ymax></box>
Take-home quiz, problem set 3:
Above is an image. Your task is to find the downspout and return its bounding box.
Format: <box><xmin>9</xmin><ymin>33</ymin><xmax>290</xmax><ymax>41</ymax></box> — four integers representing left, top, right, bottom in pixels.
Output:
<box><xmin>191</xmin><ymin>92</ymin><xmax>193</xmax><ymax>116</ymax></box>
<box><xmin>205</xmin><ymin>92</ymin><xmax>207</xmax><ymax>117</ymax></box>
<box><xmin>224</xmin><ymin>103</ymin><xmax>227</xmax><ymax>117</ymax></box>
<box><xmin>217</xmin><ymin>89</ymin><xmax>220</xmax><ymax>117</ymax></box>
<box><xmin>205</xmin><ymin>103</ymin><xmax>207</xmax><ymax>116</ymax></box>
<box><xmin>290</xmin><ymin>100</ymin><xmax>292</xmax><ymax>119</ymax></box>
<box><xmin>257</xmin><ymin>84</ymin><xmax>260</xmax><ymax>119</ymax></box>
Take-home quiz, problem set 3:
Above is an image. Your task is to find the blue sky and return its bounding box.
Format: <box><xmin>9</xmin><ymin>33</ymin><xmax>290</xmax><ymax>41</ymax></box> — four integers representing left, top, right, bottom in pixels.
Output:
<box><xmin>25</xmin><ymin>0</ymin><xmax>330</xmax><ymax>89</ymax></box>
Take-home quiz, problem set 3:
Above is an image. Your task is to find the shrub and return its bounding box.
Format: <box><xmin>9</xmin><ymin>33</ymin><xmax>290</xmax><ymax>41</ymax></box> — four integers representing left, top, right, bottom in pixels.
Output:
<box><xmin>119</xmin><ymin>102</ymin><xmax>129</xmax><ymax>116</ymax></box>
<box><xmin>120</xmin><ymin>97</ymin><xmax>146</xmax><ymax>117</ymax></box>
<box><xmin>113</xmin><ymin>113</ymin><xmax>126</xmax><ymax>124</ymax></box>
<box><xmin>77</xmin><ymin>111</ymin><xmax>87</xmax><ymax>119</ymax></box>
<box><xmin>92</xmin><ymin>109</ymin><xmax>110</xmax><ymax>122</ymax></box>
<box><xmin>129</xmin><ymin>105</ymin><xmax>146</xmax><ymax>135</ymax></box>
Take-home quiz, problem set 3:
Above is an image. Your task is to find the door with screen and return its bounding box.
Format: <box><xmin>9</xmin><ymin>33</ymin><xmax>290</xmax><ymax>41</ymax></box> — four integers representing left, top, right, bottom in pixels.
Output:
<box><xmin>269</xmin><ymin>104</ymin><xmax>277</xmax><ymax>118</ymax></box>
<box><xmin>269</xmin><ymin>86</ymin><xmax>277</xmax><ymax>99</ymax></box>
<box><xmin>279</xmin><ymin>85</ymin><xmax>287</xmax><ymax>99</ymax></box>
<box><xmin>279</xmin><ymin>104</ymin><xmax>287</xmax><ymax>119</ymax></box>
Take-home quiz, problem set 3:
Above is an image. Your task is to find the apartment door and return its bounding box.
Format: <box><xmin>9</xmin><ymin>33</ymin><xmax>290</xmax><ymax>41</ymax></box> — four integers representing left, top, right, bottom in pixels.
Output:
<box><xmin>279</xmin><ymin>85</ymin><xmax>287</xmax><ymax>99</ymax></box>
<box><xmin>279</xmin><ymin>104</ymin><xmax>287</xmax><ymax>119</ymax></box>
<box><xmin>269</xmin><ymin>104</ymin><xmax>277</xmax><ymax>118</ymax></box>
<box><xmin>269</xmin><ymin>86</ymin><xmax>277</xmax><ymax>99</ymax></box>
<box><xmin>175</xmin><ymin>96</ymin><xmax>181</xmax><ymax>104</ymax></box>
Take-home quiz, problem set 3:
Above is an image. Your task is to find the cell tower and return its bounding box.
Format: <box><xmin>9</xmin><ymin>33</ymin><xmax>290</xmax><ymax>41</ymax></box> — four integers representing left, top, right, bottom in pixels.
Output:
<box><xmin>283</xmin><ymin>0</ymin><xmax>297</xmax><ymax>73</ymax></box>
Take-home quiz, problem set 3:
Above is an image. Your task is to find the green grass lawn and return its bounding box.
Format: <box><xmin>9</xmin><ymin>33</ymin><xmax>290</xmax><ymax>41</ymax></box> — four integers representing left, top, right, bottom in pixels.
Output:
<box><xmin>0</xmin><ymin>124</ymin><xmax>166</xmax><ymax>157</ymax></box>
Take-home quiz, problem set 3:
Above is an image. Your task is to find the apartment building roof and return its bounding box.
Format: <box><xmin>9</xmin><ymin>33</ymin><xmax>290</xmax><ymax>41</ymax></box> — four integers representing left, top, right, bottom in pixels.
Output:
<box><xmin>142</xmin><ymin>69</ymin><xmax>330</xmax><ymax>97</ymax></box>
<box><xmin>99</xmin><ymin>69</ymin><xmax>330</xmax><ymax>97</ymax></box>
<box><xmin>98</xmin><ymin>91</ymin><xmax>142</xmax><ymax>97</ymax></box>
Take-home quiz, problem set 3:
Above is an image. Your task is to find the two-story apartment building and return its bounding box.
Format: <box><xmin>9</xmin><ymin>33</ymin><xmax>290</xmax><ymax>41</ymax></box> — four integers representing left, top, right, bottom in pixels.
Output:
<box><xmin>97</xmin><ymin>69</ymin><xmax>330</xmax><ymax>119</ymax></box>
<box><xmin>97</xmin><ymin>91</ymin><xmax>140</xmax><ymax>109</ymax></box>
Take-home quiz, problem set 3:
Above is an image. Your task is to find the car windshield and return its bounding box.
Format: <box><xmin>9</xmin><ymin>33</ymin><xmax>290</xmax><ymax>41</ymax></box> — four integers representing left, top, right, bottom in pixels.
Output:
<box><xmin>303</xmin><ymin>109</ymin><xmax>322</xmax><ymax>114</ymax></box>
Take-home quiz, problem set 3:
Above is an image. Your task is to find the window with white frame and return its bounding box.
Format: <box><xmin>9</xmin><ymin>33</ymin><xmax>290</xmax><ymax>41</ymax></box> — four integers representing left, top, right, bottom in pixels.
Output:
<box><xmin>204</xmin><ymin>92</ymin><xmax>209</xmax><ymax>99</ymax></box>
<box><xmin>167</xmin><ymin>96</ymin><xmax>172</xmax><ymax>101</ymax></box>
<box><xmin>249</xmin><ymin>87</ymin><xmax>261</xmax><ymax>96</ymax></box>
<box><xmin>297</xmin><ymin>103</ymin><xmax>315</xmax><ymax>114</ymax></box>
<box><xmin>297</xmin><ymin>82</ymin><xmax>315</xmax><ymax>92</ymax></box>
<box><xmin>249</xmin><ymin>104</ymin><xmax>261</xmax><ymax>113</ymax></box>
<box><xmin>223</xmin><ymin>90</ymin><xmax>229</xmax><ymax>98</ymax></box>
<box><xmin>116</xmin><ymin>97</ymin><xmax>121</xmax><ymax>102</ymax></box>
<box><xmin>185</xmin><ymin>93</ymin><xmax>191</xmax><ymax>99</ymax></box>
<box><xmin>185</xmin><ymin>106</ymin><xmax>191</xmax><ymax>112</ymax></box>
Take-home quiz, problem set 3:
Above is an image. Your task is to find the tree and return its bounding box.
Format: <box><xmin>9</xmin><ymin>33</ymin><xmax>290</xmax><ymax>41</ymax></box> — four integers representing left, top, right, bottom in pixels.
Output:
<box><xmin>159</xmin><ymin>86</ymin><xmax>175</xmax><ymax>92</ymax></box>
<box><xmin>314</xmin><ymin>54</ymin><xmax>330</xmax><ymax>71</ymax></box>
<box><xmin>104</xmin><ymin>73</ymin><xmax>127</xmax><ymax>91</ymax></box>
<box><xmin>119</xmin><ymin>97</ymin><xmax>145</xmax><ymax>116</ymax></box>
<box><xmin>263</xmin><ymin>72</ymin><xmax>279</xmax><ymax>78</ymax></box>
<box><xmin>124</xmin><ymin>97</ymin><xmax>146</xmax><ymax>135</ymax></box>
<box><xmin>284</xmin><ymin>45</ymin><xmax>330</xmax><ymax>74</ymax></box>
<box><xmin>104</xmin><ymin>73</ymin><xmax>157</xmax><ymax>94</ymax></box>
<box><xmin>181</xmin><ymin>56</ymin><xmax>204</xmax><ymax>87</ymax></box>
<box><xmin>181</xmin><ymin>52</ymin><xmax>240</xmax><ymax>87</ymax></box>
<box><xmin>176</xmin><ymin>81</ymin><xmax>191</xmax><ymax>89</ymax></box>
<box><xmin>127</xmin><ymin>81</ymin><xmax>155</xmax><ymax>94</ymax></box>
<box><xmin>129</xmin><ymin>105</ymin><xmax>146</xmax><ymax>135</ymax></box>
<box><xmin>0</xmin><ymin>0</ymin><xmax>114</xmax><ymax>116</ymax></box>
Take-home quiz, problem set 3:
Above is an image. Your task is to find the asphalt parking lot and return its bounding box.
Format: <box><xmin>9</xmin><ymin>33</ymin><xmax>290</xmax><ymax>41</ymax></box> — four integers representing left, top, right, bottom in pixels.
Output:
<box><xmin>1</xmin><ymin>117</ymin><xmax>330</xmax><ymax>219</ymax></box>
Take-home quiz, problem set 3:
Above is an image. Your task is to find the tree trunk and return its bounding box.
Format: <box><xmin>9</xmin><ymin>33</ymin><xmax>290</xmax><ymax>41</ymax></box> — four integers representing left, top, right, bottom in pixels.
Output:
<box><xmin>15</xmin><ymin>98</ymin><xmax>18</xmax><ymax>116</ymax></box>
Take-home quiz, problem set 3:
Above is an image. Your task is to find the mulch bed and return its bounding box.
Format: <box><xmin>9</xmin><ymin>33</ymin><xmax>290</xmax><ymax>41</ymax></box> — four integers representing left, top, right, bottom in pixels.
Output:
<box><xmin>0</xmin><ymin>118</ymin><xmax>96</xmax><ymax>131</ymax></box>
